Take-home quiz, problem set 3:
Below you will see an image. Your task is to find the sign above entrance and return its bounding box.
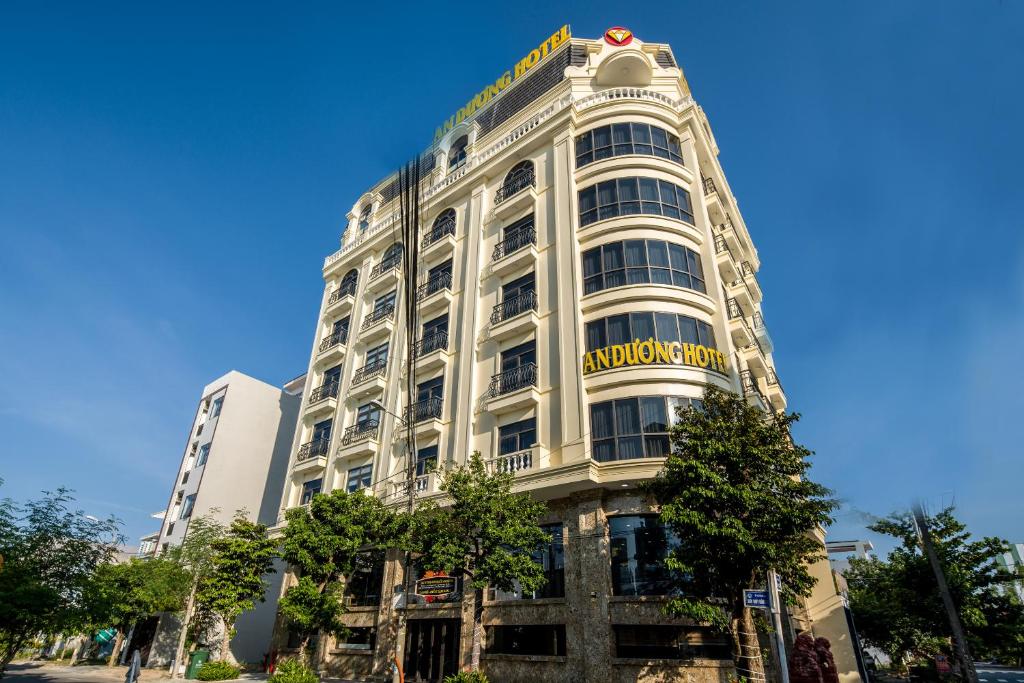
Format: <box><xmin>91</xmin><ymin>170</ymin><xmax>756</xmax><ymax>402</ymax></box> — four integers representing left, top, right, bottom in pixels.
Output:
<box><xmin>582</xmin><ymin>339</ymin><xmax>729</xmax><ymax>376</ymax></box>
<box><xmin>604</xmin><ymin>27</ymin><xmax>634</xmax><ymax>46</ymax></box>
<box><xmin>416</xmin><ymin>575</ymin><xmax>459</xmax><ymax>597</ymax></box>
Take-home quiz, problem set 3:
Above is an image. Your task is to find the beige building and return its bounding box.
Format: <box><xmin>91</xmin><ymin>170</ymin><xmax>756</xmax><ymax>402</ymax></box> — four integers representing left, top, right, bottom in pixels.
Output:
<box><xmin>275</xmin><ymin>26</ymin><xmax>859</xmax><ymax>683</ymax></box>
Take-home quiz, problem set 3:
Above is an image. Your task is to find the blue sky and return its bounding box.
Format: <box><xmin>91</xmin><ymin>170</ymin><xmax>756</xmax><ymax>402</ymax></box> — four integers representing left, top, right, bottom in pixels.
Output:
<box><xmin>1</xmin><ymin>2</ymin><xmax>1022</xmax><ymax>555</ymax></box>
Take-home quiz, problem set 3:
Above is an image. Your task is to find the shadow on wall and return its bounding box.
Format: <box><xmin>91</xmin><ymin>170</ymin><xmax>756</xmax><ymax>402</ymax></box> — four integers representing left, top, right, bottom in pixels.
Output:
<box><xmin>256</xmin><ymin>393</ymin><xmax>301</xmax><ymax>527</ymax></box>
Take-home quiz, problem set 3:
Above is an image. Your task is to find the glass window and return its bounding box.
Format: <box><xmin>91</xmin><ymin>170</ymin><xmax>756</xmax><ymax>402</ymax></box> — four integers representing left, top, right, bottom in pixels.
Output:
<box><xmin>180</xmin><ymin>494</ymin><xmax>197</xmax><ymax>520</ymax></box>
<box><xmin>613</xmin><ymin>625</ymin><xmax>730</xmax><ymax>660</ymax></box>
<box><xmin>608</xmin><ymin>515</ymin><xmax>681</xmax><ymax>596</ymax></box>
<box><xmin>356</xmin><ymin>404</ymin><xmax>379</xmax><ymax>427</ymax></box>
<box><xmin>580</xmin><ymin>240</ymin><xmax>704</xmax><ymax>295</ymax></box>
<box><xmin>312</xmin><ymin>418</ymin><xmax>333</xmax><ymax>442</ymax></box>
<box><xmin>344</xmin><ymin>550</ymin><xmax>385</xmax><ymax>607</ymax></box>
<box><xmin>586</xmin><ymin>313</ymin><xmax>714</xmax><ymax>355</ymax></box>
<box><xmin>373</xmin><ymin>290</ymin><xmax>396</xmax><ymax>314</ymax></box>
<box><xmin>336</xmin><ymin>627</ymin><xmax>376</xmax><ymax>650</ymax></box>
<box><xmin>448</xmin><ymin>136</ymin><xmax>468</xmax><ymax>169</ymax></box>
<box><xmin>347</xmin><ymin>463</ymin><xmax>372</xmax><ymax>493</ymax></box>
<box><xmin>576</xmin><ymin>123</ymin><xmax>684</xmax><ymax>168</ymax></box>
<box><xmin>210</xmin><ymin>397</ymin><xmax>223</xmax><ymax>419</ymax></box>
<box><xmin>300</xmin><ymin>478</ymin><xmax>322</xmax><ymax>505</ymax></box>
<box><xmin>422</xmin><ymin>314</ymin><xmax>448</xmax><ymax>340</ymax></box>
<box><xmin>502</xmin><ymin>272</ymin><xmax>535</xmax><ymax>300</ymax></box>
<box><xmin>365</xmin><ymin>342</ymin><xmax>389</xmax><ymax>367</ymax></box>
<box><xmin>196</xmin><ymin>443</ymin><xmax>211</xmax><ymax>466</ymax></box>
<box><xmin>416</xmin><ymin>445</ymin><xmax>438</xmax><ymax>477</ymax></box>
<box><xmin>590</xmin><ymin>397</ymin><xmax>677</xmax><ymax>462</ymax></box>
<box><xmin>501</xmin><ymin>340</ymin><xmax>536</xmax><ymax>372</ymax></box>
<box><xmin>358</xmin><ymin>205</ymin><xmax>371</xmax><ymax>233</ymax></box>
<box><xmin>487</xmin><ymin>625</ymin><xmax>566</xmax><ymax>657</ymax></box>
<box><xmin>499</xmin><ymin>418</ymin><xmax>537</xmax><ymax>455</ymax></box>
<box><xmin>332</xmin><ymin>316</ymin><xmax>350</xmax><ymax>343</ymax></box>
<box><xmin>578</xmin><ymin>177</ymin><xmax>694</xmax><ymax>226</ymax></box>
<box><xmin>416</xmin><ymin>376</ymin><xmax>444</xmax><ymax>402</ymax></box>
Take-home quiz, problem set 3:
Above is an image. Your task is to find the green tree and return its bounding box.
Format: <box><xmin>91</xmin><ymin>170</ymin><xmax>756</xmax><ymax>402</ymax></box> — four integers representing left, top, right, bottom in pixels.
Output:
<box><xmin>278</xmin><ymin>490</ymin><xmax>402</xmax><ymax>659</ymax></box>
<box><xmin>0</xmin><ymin>487</ymin><xmax>123</xmax><ymax>676</ymax></box>
<box><xmin>642</xmin><ymin>386</ymin><xmax>837</xmax><ymax>679</ymax></box>
<box><xmin>83</xmin><ymin>558</ymin><xmax>191</xmax><ymax>665</ymax></box>
<box><xmin>413</xmin><ymin>453</ymin><xmax>549</xmax><ymax>670</ymax></box>
<box><xmin>193</xmin><ymin>517</ymin><xmax>278</xmax><ymax>662</ymax></box>
<box><xmin>845</xmin><ymin>507</ymin><xmax>1024</xmax><ymax>669</ymax></box>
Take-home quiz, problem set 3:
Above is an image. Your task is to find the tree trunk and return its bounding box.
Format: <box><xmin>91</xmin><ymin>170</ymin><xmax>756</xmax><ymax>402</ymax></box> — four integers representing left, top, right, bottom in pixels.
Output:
<box><xmin>108</xmin><ymin>631</ymin><xmax>125</xmax><ymax>667</ymax></box>
<box><xmin>220</xmin><ymin>618</ymin><xmax>231</xmax><ymax>663</ymax></box>
<box><xmin>0</xmin><ymin>633</ymin><xmax>28</xmax><ymax>675</ymax></box>
<box><xmin>731</xmin><ymin>603</ymin><xmax>766</xmax><ymax>683</ymax></box>
<box><xmin>69</xmin><ymin>639</ymin><xmax>84</xmax><ymax>667</ymax></box>
<box><xmin>172</xmin><ymin>582</ymin><xmax>199</xmax><ymax>679</ymax></box>
<box><xmin>469</xmin><ymin>587</ymin><xmax>484</xmax><ymax>671</ymax></box>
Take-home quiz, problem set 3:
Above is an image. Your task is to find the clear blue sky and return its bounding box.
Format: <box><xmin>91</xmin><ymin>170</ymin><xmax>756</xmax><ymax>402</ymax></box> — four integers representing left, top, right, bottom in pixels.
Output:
<box><xmin>1</xmin><ymin>2</ymin><xmax>1022</xmax><ymax>555</ymax></box>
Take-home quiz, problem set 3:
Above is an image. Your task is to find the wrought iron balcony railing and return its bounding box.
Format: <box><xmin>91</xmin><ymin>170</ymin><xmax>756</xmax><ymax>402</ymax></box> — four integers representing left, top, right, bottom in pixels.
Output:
<box><xmin>309</xmin><ymin>381</ymin><xmax>340</xmax><ymax>404</ymax></box>
<box><xmin>490</xmin><ymin>290</ymin><xmax>538</xmax><ymax>325</ymax></box>
<box><xmin>416</xmin><ymin>271</ymin><xmax>452</xmax><ymax>302</ymax></box>
<box><xmin>405</xmin><ymin>396</ymin><xmax>443</xmax><ymax>424</ymax></box>
<box><xmin>352</xmin><ymin>359</ymin><xmax>387</xmax><ymax>385</ymax></box>
<box><xmin>752</xmin><ymin>312</ymin><xmax>766</xmax><ymax>330</ymax></box>
<box><xmin>491</xmin><ymin>228</ymin><xmax>536</xmax><ymax>261</ymax></box>
<box><xmin>361</xmin><ymin>303</ymin><xmax>395</xmax><ymax>331</ymax></box>
<box><xmin>328</xmin><ymin>281</ymin><xmax>357</xmax><ymax>304</ymax></box>
<box><xmin>740</xmin><ymin>369</ymin><xmax>756</xmax><ymax>395</ymax></box>
<box><xmin>422</xmin><ymin>218</ymin><xmax>456</xmax><ymax>248</ymax></box>
<box><xmin>494</xmin><ymin>167</ymin><xmax>536</xmax><ymax>205</ymax></box>
<box><xmin>487</xmin><ymin>362</ymin><xmax>538</xmax><ymax>398</ymax></box>
<box><xmin>369</xmin><ymin>256</ymin><xmax>400</xmax><ymax>281</ymax></box>
<box><xmin>714</xmin><ymin>235</ymin><xmax>730</xmax><ymax>256</ymax></box>
<box><xmin>726</xmin><ymin>297</ymin><xmax>743</xmax><ymax>320</ymax></box>
<box><xmin>297</xmin><ymin>437</ymin><xmax>330</xmax><ymax>462</ymax></box>
<box><xmin>703</xmin><ymin>176</ymin><xmax>717</xmax><ymax>196</ymax></box>
<box><xmin>413</xmin><ymin>331</ymin><xmax>449</xmax><ymax>358</ymax></box>
<box><xmin>318</xmin><ymin>328</ymin><xmax>348</xmax><ymax>353</ymax></box>
<box><xmin>341</xmin><ymin>420</ymin><xmax>380</xmax><ymax>446</ymax></box>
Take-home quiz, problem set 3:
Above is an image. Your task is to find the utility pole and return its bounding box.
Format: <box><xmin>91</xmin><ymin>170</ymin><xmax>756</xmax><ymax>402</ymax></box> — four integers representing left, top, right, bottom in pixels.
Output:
<box><xmin>912</xmin><ymin>502</ymin><xmax>978</xmax><ymax>683</ymax></box>
<box><xmin>768</xmin><ymin>569</ymin><xmax>790</xmax><ymax>683</ymax></box>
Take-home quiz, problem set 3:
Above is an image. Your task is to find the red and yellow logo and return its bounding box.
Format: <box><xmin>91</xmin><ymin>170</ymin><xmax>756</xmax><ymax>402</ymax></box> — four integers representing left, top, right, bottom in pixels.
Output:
<box><xmin>604</xmin><ymin>27</ymin><xmax>633</xmax><ymax>46</ymax></box>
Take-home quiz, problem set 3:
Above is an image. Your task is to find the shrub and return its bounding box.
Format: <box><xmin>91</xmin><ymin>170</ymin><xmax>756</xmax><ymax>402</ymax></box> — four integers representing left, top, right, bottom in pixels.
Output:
<box><xmin>268</xmin><ymin>660</ymin><xmax>319</xmax><ymax>683</ymax></box>
<box><xmin>443</xmin><ymin>671</ymin><xmax>489</xmax><ymax>683</ymax></box>
<box><xmin>196</xmin><ymin>660</ymin><xmax>241</xmax><ymax>681</ymax></box>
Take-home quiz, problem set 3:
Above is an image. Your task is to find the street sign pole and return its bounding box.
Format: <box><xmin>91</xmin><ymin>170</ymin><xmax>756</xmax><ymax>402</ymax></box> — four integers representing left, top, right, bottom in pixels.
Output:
<box><xmin>768</xmin><ymin>570</ymin><xmax>790</xmax><ymax>683</ymax></box>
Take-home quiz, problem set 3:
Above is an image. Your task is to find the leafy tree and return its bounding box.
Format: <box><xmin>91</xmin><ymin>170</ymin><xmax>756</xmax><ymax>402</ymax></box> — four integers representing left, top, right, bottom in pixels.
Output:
<box><xmin>642</xmin><ymin>386</ymin><xmax>837</xmax><ymax>679</ymax></box>
<box><xmin>412</xmin><ymin>453</ymin><xmax>549</xmax><ymax>670</ymax></box>
<box><xmin>0</xmin><ymin>487</ymin><xmax>123</xmax><ymax>676</ymax></box>
<box><xmin>193</xmin><ymin>517</ymin><xmax>278</xmax><ymax>661</ymax></box>
<box><xmin>278</xmin><ymin>490</ymin><xmax>402</xmax><ymax>659</ymax></box>
<box><xmin>845</xmin><ymin>507</ymin><xmax>1024</xmax><ymax>669</ymax></box>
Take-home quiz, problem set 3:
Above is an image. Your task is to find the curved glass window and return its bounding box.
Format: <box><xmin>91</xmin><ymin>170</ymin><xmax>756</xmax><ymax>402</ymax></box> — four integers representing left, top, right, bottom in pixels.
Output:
<box><xmin>582</xmin><ymin>239</ymin><xmax>704</xmax><ymax>295</ymax></box>
<box><xmin>585</xmin><ymin>313</ymin><xmax>715</xmax><ymax>353</ymax></box>
<box><xmin>576</xmin><ymin>123</ymin><xmax>684</xmax><ymax>167</ymax></box>
<box><xmin>590</xmin><ymin>396</ymin><xmax>700</xmax><ymax>464</ymax></box>
<box><xmin>578</xmin><ymin>177</ymin><xmax>694</xmax><ymax>227</ymax></box>
<box><xmin>449</xmin><ymin>136</ymin><xmax>468</xmax><ymax>169</ymax></box>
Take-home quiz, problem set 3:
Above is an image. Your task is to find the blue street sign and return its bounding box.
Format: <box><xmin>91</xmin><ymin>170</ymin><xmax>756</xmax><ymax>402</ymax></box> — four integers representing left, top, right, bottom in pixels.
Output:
<box><xmin>744</xmin><ymin>589</ymin><xmax>770</xmax><ymax>609</ymax></box>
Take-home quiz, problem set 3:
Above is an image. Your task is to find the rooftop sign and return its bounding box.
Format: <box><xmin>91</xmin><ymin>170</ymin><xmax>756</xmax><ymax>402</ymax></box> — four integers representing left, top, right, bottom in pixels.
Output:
<box><xmin>432</xmin><ymin>25</ymin><xmax>571</xmax><ymax>144</ymax></box>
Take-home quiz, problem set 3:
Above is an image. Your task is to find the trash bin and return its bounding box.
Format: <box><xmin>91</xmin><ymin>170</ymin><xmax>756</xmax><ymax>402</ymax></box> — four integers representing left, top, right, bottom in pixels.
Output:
<box><xmin>185</xmin><ymin>650</ymin><xmax>210</xmax><ymax>680</ymax></box>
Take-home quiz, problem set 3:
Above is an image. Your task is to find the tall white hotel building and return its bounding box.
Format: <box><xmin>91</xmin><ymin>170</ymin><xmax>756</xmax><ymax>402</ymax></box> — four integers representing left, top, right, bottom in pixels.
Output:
<box><xmin>273</xmin><ymin>26</ymin><xmax>861</xmax><ymax>683</ymax></box>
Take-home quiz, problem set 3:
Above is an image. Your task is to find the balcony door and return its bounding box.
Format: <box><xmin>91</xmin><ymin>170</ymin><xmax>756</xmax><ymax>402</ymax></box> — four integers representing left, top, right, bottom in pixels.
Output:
<box><xmin>356</xmin><ymin>403</ymin><xmax>380</xmax><ymax>427</ymax></box>
<box><xmin>312</xmin><ymin>419</ymin><xmax>332</xmax><ymax>443</ymax></box>
<box><xmin>501</xmin><ymin>340</ymin><xmax>536</xmax><ymax>373</ymax></box>
<box><xmin>501</xmin><ymin>272</ymin><xmax>534</xmax><ymax>302</ymax></box>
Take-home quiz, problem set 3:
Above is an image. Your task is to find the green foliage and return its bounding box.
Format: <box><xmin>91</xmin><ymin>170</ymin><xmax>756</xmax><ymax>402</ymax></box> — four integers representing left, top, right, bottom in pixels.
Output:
<box><xmin>845</xmin><ymin>506</ymin><xmax>1024</xmax><ymax>668</ymax></box>
<box><xmin>268</xmin><ymin>659</ymin><xmax>320</xmax><ymax>683</ymax></box>
<box><xmin>443</xmin><ymin>671</ymin><xmax>489</xmax><ymax>683</ymax></box>
<box><xmin>0</xmin><ymin>486</ymin><xmax>124</xmax><ymax>675</ymax></box>
<box><xmin>413</xmin><ymin>453</ymin><xmax>549</xmax><ymax>594</ymax></box>
<box><xmin>643</xmin><ymin>386</ymin><xmax>836</xmax><ymax>629</ymax></box>
<box><xmin>195</xmin><ymin>660</ymin><xmax>241</xmax><ymax>680</ymax></box>
<box><xmin>193</xmin><ymin>516</ymin><xmax>278</xmax><ymax>659</ymax></box>
<box><xmin>83</xmin><ymin>558</ymin><xmax>190</xmax><ymax>632</ymax></box>
<box><xmin>278</xmin><ymin>490</ymin><xmax>402</xmax><ymax>647</ymax></box>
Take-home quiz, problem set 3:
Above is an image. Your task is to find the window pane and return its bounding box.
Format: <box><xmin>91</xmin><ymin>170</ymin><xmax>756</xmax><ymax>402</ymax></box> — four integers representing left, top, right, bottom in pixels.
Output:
<box><xmin>582</xmin><ymin>248</ymin><xmax>602</xmax><ymax>277</ymax></box>
<box><xmin>658</xmin><ymin>180</ymin><xmax>679</xmax><ymax>207</ymax></box>
<box><xmin>593</xmin><ymin>125</ymin><xmax>612</xmax><ymax>149</ymax></box>
<box><xmin>593</xmin><ymin>439</ymin><xmax>615</xmax><ymax>462</ymax></box>
<box><xmin>645</xmin><ymin>435</ymin><xmax>671</xmax><ymax>458</ymax></box>
<box><xmin>617</xmin><ymin>177</ymin><xmax>639</xmax><ymax>202</ymax></box>
<box><xmin>651</xmin><ymin>127</ymin><xmax>669</xmax><ymax>150</ymax></box>
<box><xmin>605</xmin><ymin>269</ymin><xmax>626</xmax><ymax>289</ymax></box>
<box><xmin>640</xmin><ymin>397</ymin><xmax>668</xmax><ymax>432</ymax></box>
<box><xmin>639</xmin><ymin>178</ymin><xmax>660</xmax><ymax>202</ymax></box>
<box><xmin>698</xmin><ymin>321</ymin><xmax>716</xmax><ymax>348</ymax></box>
<box><xmin>576</xmin><ymin>132</ymin><xmax>592</xmax><ymax>154</ymax></box>
<box><xmin>579</xmin><ymin>187</ymin><xmax>596</xmax><ymax>214</ymax></box>
<box><xmin>678</xmin><ymin>316</ymin><xmax>699</xmax><ymax>345</ymax></box>
<box><xmin>650</xmin><ymin>268</ymin><xmax>673</xmax><ymax>285</ymax></box>
<box><xmin>631</xmin><ymin>312</ymin><xmax>656</xmax><ymax>341</ymax></box>
<box><xmin>647</xmin><ymin>241</ymin><xmax>669</xmax><ymax>268</ymax></box>
<box><xmin>668</xmin><ymin>244</ymin><xmax>687</xmax><ymax>271</ymax></box>
<box><xmin>612</xmin><ymin>123</ymin><xmax>632</xmax><ymax>145</ymax></box>
<box><xmin>591</xmin><ymin>403</ymin><xmax>615</xmax><ymax>439</ymax></box>
<box><xmin>687</xmin><ymin>248</ymin><xmax>702</xmax><ymax>276</ymax></box>
<box><xmin>607</xmin><ymin>314</ymin><xmax>630</xmax><ymax>345</ymax></box>
<box><xmin>603</xmin><ymin>242</ymin><xmax>624</xmax><ymax>270</ymax></box>
<box><xmin>632</xmin><ymin>123</ymin><xmax>652</xmax><ymax>144</ymax></box>
<box><xmin>624</xmin><ymin>240</ymin><xmax>647</xmax><ymax>267</ymax></box>
<box><xmin>615</xmin><ymin>398</ymin><xmax>641</xmax><ymax>435</ymax></box>
<box><xmin>626</xmin><ymin>267</ymin><xmax>650</xmax><ymax>285</ymax></box>
<box><xmin>655</xmin><ymin>313</ymin><xmax>680</xmax><ymax>343</ymax></box>
<box><xmin>597</xmin><ymin>180</ymin><xmax>617</xmax><ymax>206</ymax></box>
<box><xmin>617</xmin><ymin>436</ymin><xmax>644</xmax><ymax>460</ymax></box>
<box><xmin>586</xmin><ymin>320</ymin><xmax>606</xmax><ymax>352</ymax></box>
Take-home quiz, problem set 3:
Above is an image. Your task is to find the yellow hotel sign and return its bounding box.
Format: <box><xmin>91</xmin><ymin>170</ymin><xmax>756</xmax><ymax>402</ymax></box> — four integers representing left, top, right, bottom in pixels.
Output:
<box><xmin>432</xmin><ymin>25</ymin><xmax>571</xmax><ymax>143</ymax></box>
<box><xmin>582</xmin><ymin>339</ymin><xmax>729</xmax><ymax>376</ymax></box>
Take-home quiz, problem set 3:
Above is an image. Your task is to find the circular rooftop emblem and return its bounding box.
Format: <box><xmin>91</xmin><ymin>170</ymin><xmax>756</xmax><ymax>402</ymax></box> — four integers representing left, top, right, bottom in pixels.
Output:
<box><xmin>604</xmin><ymin>27</ymin><xmax>634</xmax><ymax>46</ymax></box>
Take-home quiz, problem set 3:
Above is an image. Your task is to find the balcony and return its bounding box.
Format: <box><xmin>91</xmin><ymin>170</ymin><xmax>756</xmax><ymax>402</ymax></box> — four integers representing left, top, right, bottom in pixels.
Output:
<box><xmin>405</xmin><ymin>397</ymin><xmax>444</xmax><ymax>438</ymax></box>
<box><xmin>413</xmin><ymin>331</ymin><xmax>451</xmax><ymax>371</ymax></box>
<box><xmin>414</xmin><ymin>472</ymin><xmax>438</xmax><ymax>495</ymax></box>
<box><xmin>422</xmin><ymin>218</ymin><xmax>456</xmax><ymax>258</ymax></box>
<box><xmin>360</xmin><ymin>304</ymin><xmax>395</xmax><ymax>342</ymax></box>
<box><xmin>740</xmin><ymin>370</ymin><xmax>768</xmax><ymax>411</ymax></box>
<box><xmin>351</xmin><ymin>359</ymin><xmax>388</xmax><ymax>397</ymax></box>
<box><xmin>415</xmin><ymin>271</ymin><xmax>453</xmax><ymax>314</ymax></box>
<box><xmin>488</xmin><ymin>290</ymin><xmax>539</xmax><ymax>341</ymax></box>
<box><xmin>490</xmin><ymin>228</ymin><xmax>538</xmax><ymax>277</ymax></box>
<box><xmin>740</xmin><ymin>338</ymin><xmax>769</xmax><ymax>377</ymax></box>
<box><xmin>294</xmin><ymin>438</ymin><xmax>330</xmax><ymax>473</ymax></box>
<box><xmin>305</xmin><ymin>380</ymin><xmax>339</xmax><ymax>418</ymax></box>
<box><xmin>740</xmin><ymin>261</ymin><xmax>763</xmax><ymax>303</ymax></box>
<box><xmin>714</xmin><ymin>235</ymin><xmax>739</xmax><ymax>281</ymax></box>
<box><xmin>715</xmin><ymin>215</ymin><xmax>742</xmax><ymax>255</ymax></box>
<box><xmin>325</xmin><ymin>282</ymin><xmax>357</xmax><ymax>315</ymax></box>
<box><xmin>486</xmin><ymin>363</ymin><xmax>539</xmax><ymax>413</ymax></box>
<box><xmin>751</xmin><ymin>311</ymin><xmax>774</xmax><ymax>353</ymax></box>
<box><xmin>726</xmin><ymin>278</ymin><xmax>754</xmax><ymax>315</ymax></box>
<box><xmin>726</xmin><ymin>298</ymin><xmax>753</xmax><ymax>347</ymax></box>
<box><xmin>487</xmin><ymin>449</ymin><xmax>536</xmax><ymax>475</ymax></box>
<box><xmin>316</xmin><ymin>328</ymin><xmax>348</xmax><ymax>365</ymax></box>
<box><xmin>765</xmin><ymin>368</ymin><xmax>786</xmax><ymax>411</ymax></box>
<box><xmin>338</xmin><ymin>421</ymin><xmax>380</xmax><ymax>459</ymax></box>
<box><xmin>366</xmin><ymin>257</ymin><xmax>401</xmax><ymax>294</ymax></box>
<box><xmin>702</xmin><ymin>176</ymin><xmax>717</xmax><ymax>197</ymax></box>
<box><xmin>493</xmin><ymin>167</ymin><xmax>537</xmax><ymax>219</ymax></box>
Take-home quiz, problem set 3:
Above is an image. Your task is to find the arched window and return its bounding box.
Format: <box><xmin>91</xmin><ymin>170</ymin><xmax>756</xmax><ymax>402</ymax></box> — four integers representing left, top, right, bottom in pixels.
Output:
<box><xmin>496</xmin><ymin>161</ymin><xmax>536</xmax><ymax>204</ymax></box>
<box><xmin>339</xmin><ymin>269</ymin><xmax>358</xmax><ymax>296</ymax></box>
<box><xmin>358</xmin><ymin>204</ymin><xmax>372</xmax><ymax>233</ymax></box>
<box><xmin>448</xmin><ymin>136</ymin><xmax>468</xmax><ymax>170</ymax></box>
<box><xmin>424</xmin><ymin>209</ymin><xmax>457</xmax><ymax>247</ymax></box>
<box><xmin>382</xmin><ymin>242</ymin><xmax>404</xmax><ymax>266</ymax></box>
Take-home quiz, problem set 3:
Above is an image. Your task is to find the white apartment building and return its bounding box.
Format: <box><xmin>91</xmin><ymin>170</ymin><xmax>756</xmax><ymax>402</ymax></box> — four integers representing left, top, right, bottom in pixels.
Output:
<box><xmin>274</xmin><ymin>26</ymin><xmax>860</xmax><ymax>683</ymax></box>
<box><xmin>141</xmin><ymin>370</ymin><xmax>303</xmax><ymax>669</ymax></box>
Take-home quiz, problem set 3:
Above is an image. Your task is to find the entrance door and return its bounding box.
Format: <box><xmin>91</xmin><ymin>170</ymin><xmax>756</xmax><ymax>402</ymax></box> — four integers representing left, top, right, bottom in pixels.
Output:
<box><xmin>403</xmin><ymin>618</ymin><xmax>461</xmax><ymax>683</ymax></box>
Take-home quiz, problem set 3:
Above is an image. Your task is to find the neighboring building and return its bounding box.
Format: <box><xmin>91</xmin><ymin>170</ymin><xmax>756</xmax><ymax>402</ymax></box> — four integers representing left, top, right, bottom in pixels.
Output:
<box><xmin>273</xmin><ymin>26</ymin><xmax>862</xmax><ymax>683</ymax></box>
<box><xmin>827</xmin><ymin>540</ymin><xmax>875</xmax><ymax>575</ymax></box>
<box><xmin>996</xmin><ymin>543</ymin><xmax>1024</xmax><ymax>602</ymax></box>
<box><xmin>142</xmin><ymin>370</ymin><xmax>304</xmax><ymax>669</ymax></box>
<box><xmin>137</xmin><ymin>510</ymin><xmax>167</xmax><ymax>558</ymax></box>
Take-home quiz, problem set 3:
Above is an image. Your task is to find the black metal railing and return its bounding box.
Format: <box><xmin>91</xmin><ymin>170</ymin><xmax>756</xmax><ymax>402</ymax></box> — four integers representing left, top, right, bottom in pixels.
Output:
<box><xmin>361</xmin><ymin>303</ymin><xmax>395</xmax><ymax>331</ymax></box>
<box><xmin>406</xmin><ymin>397</ymin><xmax>443</xmax><ymax>424</ymax></box>
<box><xmin>490</xmin><ymin>290</ymin><xmax>538</xmax><ymax>325</ymax></box>
<box><xmin>703</xmin><ymin>176</ymin><xmax>717</xmax><ymax>196</ymax></box>
<box><xmin>726</xmin><ymin>297</ymin><xmax>743</xmax><ymax>320</ymax></box>
<box><xmin>341</xmin><ymin>420</ymin><xmax>380</xmax><ymax>446</ymax></box>
<box><xmin>416</xmin><ymin>271</ymin><xmax>452</xmax><ymax>302</ymax></box>
<box><xmin>740</xmin><ymin>369</ymin><xmax>756</xmax><ymax>395</ymax></box>
<box><xmin>352</xmin><ymin>359</ymin><xmax>387</xmax><ymax>385</ymax></box>
<box><xmin>318</xmin><ymin>329</ymin><xmax>348</xmax><ymax>353</ymax></box>
<box><xmin>422</xmin><ymin>218</ymin><xmax>456</xmax><ymax>248</ymax></box>
<box><xmin>494</xmin><ymin>167</ymin><xmax>536</xmax><ymax>205</ymax></box>
<box><xmin>752</xmin><ymin>312</ymin><xmax>765</xmax><ymax>329</ymax></box>
<box><xmin>714</xmin><ymin>235</ymin><xmax>729</xmax><ymax>255</ymax></box>
<box><xmin>297</xmin><ymin>438</ymin><xmax>330</xmax><ymax>462</ymax></box>
<box><xmin>413</xmin><ymin>331</ymin><xmax>449</xmax><ymax>357</ymax></box>
<box><xmin>369</xmin><ymin>256</ymin><xmax>400</xmax><ymax>281</ymax></box>
<box><xmin>767</xmin><ymin>368</ymin><xmax>782</xmax><ymax>390</ymax></box>
<box><xmin>309</xmin><ymin>381</ymin><xmax>339</xmax><ymax>404</ymax></box>
<box><xmin>491</xmin><ymin>228</ymin><xmax>536</xmax><ymax>261</ymax></box>
<box><xmin>487</xmin><ymin>362</ymin><xmax>538</xmax><ymax>398</ymax></box>
<box><xmin>328</xmin><ymin>281</ymin><xmax>357</xmax><ymax>304</ymax></box>
<box><xmin>741</xmin><ymin>261</ymin><xmax>754</xmax><ymax>278</ymax></box>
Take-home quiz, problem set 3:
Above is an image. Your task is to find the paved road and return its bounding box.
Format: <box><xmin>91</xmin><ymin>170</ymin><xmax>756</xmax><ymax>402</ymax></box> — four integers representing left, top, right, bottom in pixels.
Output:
<box><xmin>1</xmin><ymin>663</ymin><xmax>164</xmax><ymax>683</ymax></box>
<box><xmin>977</xmin><ymin>668</ymin><xmax>1024</xmax><ymax>683</ymax></box>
